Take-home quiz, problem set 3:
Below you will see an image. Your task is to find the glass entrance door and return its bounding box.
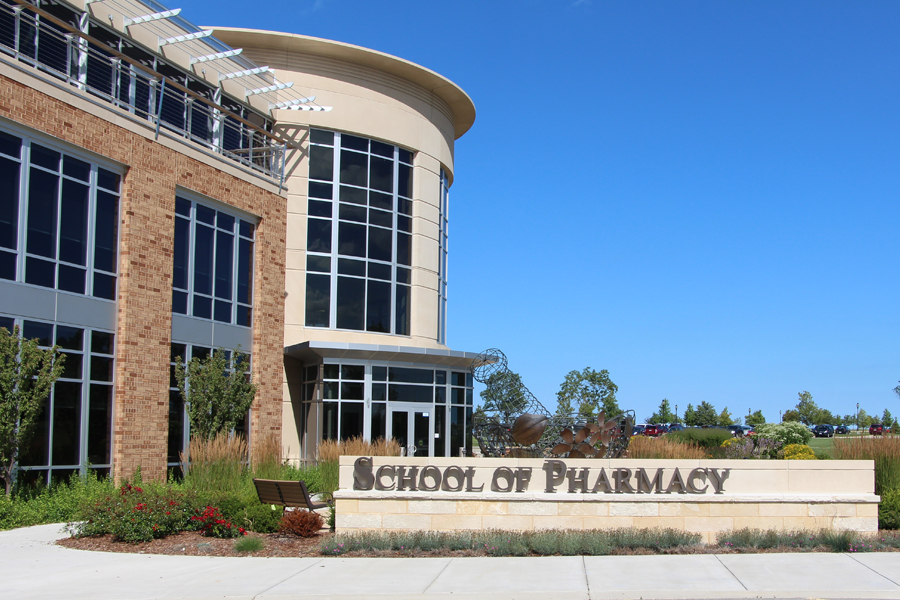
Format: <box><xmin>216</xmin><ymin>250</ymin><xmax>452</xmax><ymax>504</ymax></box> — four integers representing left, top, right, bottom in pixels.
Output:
<box><xmin>389</xmin><ymin>405</ymin><xmax>432</xmax><ymax>456</ymax></box>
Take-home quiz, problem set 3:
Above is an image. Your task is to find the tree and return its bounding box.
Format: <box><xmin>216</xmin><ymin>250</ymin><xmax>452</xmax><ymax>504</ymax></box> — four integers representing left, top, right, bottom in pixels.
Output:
<box><xmin>782</xmin><ymin>409</ymin><xmax>801</xmax><ymax>422</ymax></box>
<box><xmin>717</xmin><ymin>407</ymin><xmax>736</xmax><ymax>427</ymax></box>
<box><xmin>647</xmin><ymin>398</ymin><xmax>677</xmax><ymax>424</ymax></box>
<box><xmin>175</xmin><ymin>348</ymin><xmax>257</xmax><ymax>441</ymax></box>
<box><xmin>693</xmin><ymin>401</ymin><xmax>718</xmax><ymax>426</ymax></box>
<box><xmin>556</xmin><ymin>368</ymin><xmax>619</xmax><ymax>421</ymax></box>
<box><xmin>0</xmin><ymin>325</ymin><xmax>65</xmax><ymax>495</ymax></box>
<box><xmin>745</xmin><ymin>410</ymin><xmax>766</xmax><ymax>427</ymax></box>
<box><xmin>883</xmin><ymin>409</ymin><xmax>894</xmax><ymax>429</ymax></box>
<box><xmin>480</xmin><ymin>371</ymin><xmax>528</xmax><ymax>422</ymax></box>
<box><xmin>795</xmin><ymin>391</ymin><xmax>819</xmax><ymax>426</ymax></box>
<box><xmin>683</xmin><ymin>404</ymin><xmax>698</xmax><ymax>427</ymax></box>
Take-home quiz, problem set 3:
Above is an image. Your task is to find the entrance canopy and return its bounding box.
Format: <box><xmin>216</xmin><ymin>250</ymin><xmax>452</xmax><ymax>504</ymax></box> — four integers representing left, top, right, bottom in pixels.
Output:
<box><xmin>284</xmin><ymin>341</ymin><xmax>481</xmax><ymax>370</ymax></box>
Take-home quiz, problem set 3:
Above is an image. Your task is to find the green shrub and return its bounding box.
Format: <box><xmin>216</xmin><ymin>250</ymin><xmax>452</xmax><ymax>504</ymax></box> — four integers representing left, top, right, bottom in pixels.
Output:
<box><xmin>193</xmin><ymin>505</ymin><xmax>246</xmax><ymax>538</ymax></box>
<box><xmin>666</xmin><ymin>428</ymin><xmax>733</xmax><ymax>449</ymax></box>
<box><xmin>1</xmin><ymin>471</ymin><xmax>115</xmax><ymax>530</ymax></box>
<box><xmin>754</xmin><ymin>422</ymin><xmax>812</xmax><ymax>446</ymax></box>
<box><xmin>880</xmin><ymin>489</ymin><xmax>900</xmax><ymax>530</ymax></box>
<box><xmin>69</xmin><ymin>482</ymin><xmax>201</xmax><ymax>543</ymax></box>
<box><xmin>242</xmin><ymin>502</ymin><xmax>283</xmax><ymax>533</ymax></box>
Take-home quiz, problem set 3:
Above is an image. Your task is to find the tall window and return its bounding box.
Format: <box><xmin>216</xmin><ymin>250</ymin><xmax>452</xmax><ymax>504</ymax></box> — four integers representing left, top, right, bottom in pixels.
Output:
<box><xmin>438</xmin><ymin>170</ymin><xmax>449</xmax><ymax>344</ymax></box>
<box><xmin>305</xmin><ymin>130</ymin><xmax>413</xmax><ymax>335</ymax></box>
<box><xmin>172</xmin><ymin>196</ymin><xmax>255</xmax><ymax>327</ymax></box>
<box><xmin>0</xmin><ymin>315</ymin><xmax>116</xmax><ymax>486</ymax></box>
<box><xmin>0</xmin><ymin>129</ymin><xmax>120</xmax><ymax>299</ymax></box>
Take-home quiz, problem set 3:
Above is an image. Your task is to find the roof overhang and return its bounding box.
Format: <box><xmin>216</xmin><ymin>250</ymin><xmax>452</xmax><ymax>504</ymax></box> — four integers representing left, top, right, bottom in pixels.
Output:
<box><xmin>284</xmin><ymin>341</ymin><xmax>480</xmax><ymax>370</ymax></box>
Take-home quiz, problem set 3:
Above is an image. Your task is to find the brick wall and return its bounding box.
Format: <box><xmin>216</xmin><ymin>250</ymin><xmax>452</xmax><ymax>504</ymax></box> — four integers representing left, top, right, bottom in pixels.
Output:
<box><xmin>0</xmin><ymin>72</ymin><xmax>287</xmax><ymax>482</ymax></box>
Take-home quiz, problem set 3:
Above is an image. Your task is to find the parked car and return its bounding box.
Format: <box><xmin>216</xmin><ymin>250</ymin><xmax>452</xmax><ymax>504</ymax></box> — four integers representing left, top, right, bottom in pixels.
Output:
<box><xmin>632</xmin><ymin>424</ymin><xmax>646</xmax><ymax>436</ymax></box>
<box><xmin>667</xmin><ymin>424</ymin><xmax>685</xmax><ymax>432</ymax></box>
<box><xmin>870</xmin><ymin>424</ymin><xmax>884</xmax><ymax>436</ymax></box>
<box><xmin>835</xmin><ymin>425</ymin><xmax>849</xmax><ymax>435</ymax></box>
<box><xmin>643</xmin><ymin>424</ymin><xmax>662</xmax><ymax>437</ymax></box>
<box><xmin>813</xmin><ymin>424</ymin><xmax>834</xmax><ymax>438</ymax></box>
<box><xmin>728</xmin><ymin>425</ymin><xmax>747</xmax><ymax>437</ymax></box>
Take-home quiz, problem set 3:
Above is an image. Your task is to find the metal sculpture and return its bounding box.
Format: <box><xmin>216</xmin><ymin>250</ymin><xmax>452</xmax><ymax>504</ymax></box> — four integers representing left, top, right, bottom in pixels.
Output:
<box><xmin>471</xmin><ymin>349</ymin><xmax>634</xmax><ymax>458</ymax></box>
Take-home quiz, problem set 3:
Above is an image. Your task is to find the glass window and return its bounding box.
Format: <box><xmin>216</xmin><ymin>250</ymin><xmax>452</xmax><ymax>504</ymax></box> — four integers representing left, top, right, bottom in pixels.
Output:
<box><xmin>306</xmin><ymin>129</ymin><xmax>416</xmax><ymax>335</ymax></box>
<box><xmin>0</xmin><ymin>129</ymin><xmax>120</xmax><ymax>298</ymax></box>
<box><xmin>7</xmin><ymin>317</ymin><xmax>115</xmax><ymax>477</ymax></box>
<box><xmin>172</xmin><ymin>195</ymin><xmax>255</xmax><ymax>327</ymax></box>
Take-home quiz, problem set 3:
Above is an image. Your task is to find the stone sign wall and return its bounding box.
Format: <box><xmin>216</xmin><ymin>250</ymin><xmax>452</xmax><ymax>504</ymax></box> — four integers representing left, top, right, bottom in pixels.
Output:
<box><xmin>335</xmin><ymin>457</ymin><xmax>879</xmax><ymax>543</ymax></box>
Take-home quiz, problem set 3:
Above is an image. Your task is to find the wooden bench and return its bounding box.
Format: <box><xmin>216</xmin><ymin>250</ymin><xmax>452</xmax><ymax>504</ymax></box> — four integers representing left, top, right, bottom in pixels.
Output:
<box><xmin>252</xmin><ymin>478</ymin><xmax>330</xmax><ymax>513</ymax></box>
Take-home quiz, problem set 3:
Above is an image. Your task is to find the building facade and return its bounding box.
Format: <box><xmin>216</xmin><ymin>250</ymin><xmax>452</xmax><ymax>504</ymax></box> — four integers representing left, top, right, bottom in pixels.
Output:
<box><xmin>212</xmin><ymin>28</ymin><xmax>479</xmax><ymax>463</ymax></box>
<box><xmin>0</xmin><ymin>0</ymin><xmax>476</xmax><ymax>486</ymax></box>
<box><xmin>0</xmin><ymin>0</ymin><xmax>287</xmax><ymax>484</ymax></box>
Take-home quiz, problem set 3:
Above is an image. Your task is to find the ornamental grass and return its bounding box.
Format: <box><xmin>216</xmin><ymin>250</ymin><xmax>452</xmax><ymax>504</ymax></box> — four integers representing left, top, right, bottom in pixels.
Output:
<box><xmin>833</xmin><ymin>436</ymin><xmax>900</xmax><ymax>494</ymax></box>
<box><xmin>318</xmin><ymin>436</ymin><xmax>401</xmax><ymax>499</ymax></box>
<box><xmin>181</xmin><ymin>432</ymin><xmax>248</xmax><ymax>495</ymax></box>
<box><xmin>626</xmin><ymin>435</ymin><xmax>707</xmax><ymax>459</ymax></box>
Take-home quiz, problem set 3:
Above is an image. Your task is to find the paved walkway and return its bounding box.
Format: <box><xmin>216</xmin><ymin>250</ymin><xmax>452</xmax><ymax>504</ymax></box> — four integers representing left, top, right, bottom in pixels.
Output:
<box><xmin>3</xmin><ymin>524</ymin><xmax>900</xmax><ymax>600</ymax></box>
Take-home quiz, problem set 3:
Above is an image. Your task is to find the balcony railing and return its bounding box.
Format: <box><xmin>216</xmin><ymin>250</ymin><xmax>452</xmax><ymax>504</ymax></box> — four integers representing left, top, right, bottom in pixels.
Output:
<box><xmin>0</xmin><ymin>1</ymin><xmax>285</xmax><ymax>183</ymax></box>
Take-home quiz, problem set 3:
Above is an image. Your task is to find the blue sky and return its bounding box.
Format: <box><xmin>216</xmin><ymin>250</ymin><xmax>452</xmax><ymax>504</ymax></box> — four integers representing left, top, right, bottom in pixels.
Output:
<box><xmin>194</xmin><ymin>1</ymin><xmax>900</xmax><ymax>424</ymax></box>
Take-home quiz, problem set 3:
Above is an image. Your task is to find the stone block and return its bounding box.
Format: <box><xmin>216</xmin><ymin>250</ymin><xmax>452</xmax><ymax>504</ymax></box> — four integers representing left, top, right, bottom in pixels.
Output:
<box><xmin>358</xmin><ymin>499</ymin><xmax>408</xmax><ymax>514</ymax></box>
<box><xmin>431</xmin><ymin>515</ymin><xmax>483</xmax><ymax>530</ymax></box>
<box><xmin>609</xmin><ymin>502</ymin><xmax>659</xmax><ymax>517</ymax></box>
<box><xmin>709</xmin><ymin>503</ymin><xmax>759</xmax><ymax>517</ymax></box>
<box><xmin>481</xmin><ymin>515</ymin><xmax>534</xmax><ymax>531</ymax></box>
<box><xmin>408</xmin><ymin>500</ymin><xmax>456</xmax><ymax>514</ymax></box>
<box><xmin>509</xmin><ymin>501</ymin><xmax>558</xmax><ymax>516</ymax></box>
<box><xmin>382</xmin><ymin>514</ymin><xmax>432</xmax><ymax>530</ymax></box>
<box><xmin>335</xmin><ymin>499</ymin><xmax>358</xmax><ymax>514</ymax></box>
<box><xmin>533</xmin><ymin>516</ymin><xmax>585</xmax><ymax>530</ymax></box>
<box><xmin>456</xmin><ymin>501</ymin><xmax>508</xmax><ymax>515</ymax></box>
<box><xmin>759</xmin><ymin>503</ymin><xmax>807</xmax><ymax>517</ymax></box>
<box><xmin>558</xmin><ymin>502</ymin><xmax>608</xmax><ymax>516</ymax></box>
<box><xmin>808</xmin><ymin>503</ymin><xmax>856</xmax><ymax>517</ymax></box>
<box><xmin>857</xmin><ymin>503</ymin><xmax>879</xmax><ymax>517</ymax></box>
<box><xmin>336</xmin><ymin>513</ymin><xmax>382</xmax><ymax>529</ymax></box>
<box><xmin>732</xmin><ymin>516</ymin><xmax>784</xmax><ymax>531</ymax></box>
<box><xmin>783</xmin><ymin>516</ymin><xmax>830</xmax><ymax>530</ymax></box>
<box><xmin>833</xmin><ymin>517</ymin><xmax>878</xmax><ymax>532</ymax></box>
<box><xmin>658</xmin><ymin>502</ymin><xmax>709</xmax><ymax>517</ymax></box>
<box><xmin>683</xmin><ymin>517</ymin><xmax>733</xmax><ymax>533</ymax></box>
<box><xmin>583</xmin><ymin>516</ymin><xmax>633</xmax><ymax>529</ymax></box>
<box><xmin>632</xmin><ymin>517</ymin><xmax>685</xmax><ymax>530</ymax></box>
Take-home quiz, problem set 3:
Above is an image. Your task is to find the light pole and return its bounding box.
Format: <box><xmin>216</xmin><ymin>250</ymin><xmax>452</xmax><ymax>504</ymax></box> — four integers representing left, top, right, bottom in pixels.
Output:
<box><xmin>779</xmin><ymin>410</ymin><xmax>782</xmax><ymax>422</ymax></box>
<box><xmin>857</xmin><ymin>402</ymin><xmax>860</xmax><ymax>434</ymax></box>
<box><xmin>675</xmin><ymin>404</ymin><xmax>678</xmax><ymax>424</ymax></box>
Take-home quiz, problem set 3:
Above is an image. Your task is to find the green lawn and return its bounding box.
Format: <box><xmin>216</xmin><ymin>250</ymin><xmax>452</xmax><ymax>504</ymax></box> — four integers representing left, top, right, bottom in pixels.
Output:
<box><xmin>808</xmin><ymin>436</ymin><xmax>835</xmax><ymax>457</ymax></box>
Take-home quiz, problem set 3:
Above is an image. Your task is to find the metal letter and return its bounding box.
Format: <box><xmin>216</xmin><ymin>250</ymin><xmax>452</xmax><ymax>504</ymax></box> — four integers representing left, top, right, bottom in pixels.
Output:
<box><xmin>464</xmin><ymin>467</ymin><xmax>484</xmax><ymax>492</ymax></box>
<box><xmin>375</xmin><ymin>465</ymin><xmax>396</xmax><ymax>491</ymax></box>
<box><xmin>397</xmin><ymin>466</ymin><xmax>418</xmax><ymax>491</ymax></box>
<box><xmin>707</xmin><ymin>468</ymin><xmax>731</xmax><ymax>494</ymax></box>
<box><xmin>567</xmin><ymin>467</ymin><xmax>590</xmax><ymax>493</ymax></box>
<box><xmin>614</xmin><ymin>468</ymin><xmax>635</xmax><ymax>493</ymax></box>
<box><xmin>591</xmin><ymin>468</ymin><xmax>614</xmax><ymax>493</ymax></box>
<box><xmin>491</xmin><ymin>467</ymin><xmax>515</xmax><ymax>493</ymax></box>
<box><xmin>687</xmin><ymin>468</ymin><xmax>709</xmax><ymax>494</ymax></box>
<box><xmin>515</xmin><ymin>467</ymin><xmax>533</xmax><ymax>492</ymax></box>
<box><xmin>441</xmin><ymin>466</ymin><xmax>465</xmax><ymax>492</ymax></box>
<box><xmin>665</xmin><ymin>468</ymin><xmax>688</xmax><ymax>494</ymax></box>
<box><xmin>543</xmin><ymin>459</ymin><xmax>567</xmax><ymax>492</ymax></box>
<box><xmin>636</xmin><ymin>468</ymin><xmax>665</xmax><ymax>494</ymax></box>
<box><xmin>419</xmin><ymin>465</ymin><xmax>442</xmax><ymax>492</ymax></box>
<box><xmin>352</xmin><ymin>456</ymin><xmax>374</xmax><ymax>490</ymax></box>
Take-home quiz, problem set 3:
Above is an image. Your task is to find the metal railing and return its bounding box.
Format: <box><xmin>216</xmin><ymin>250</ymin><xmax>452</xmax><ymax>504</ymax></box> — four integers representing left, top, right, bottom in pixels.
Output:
<box><xmin>0</xmin><ymin>1</ymin><xmax>285</xmax><ymax>183</ymax></box>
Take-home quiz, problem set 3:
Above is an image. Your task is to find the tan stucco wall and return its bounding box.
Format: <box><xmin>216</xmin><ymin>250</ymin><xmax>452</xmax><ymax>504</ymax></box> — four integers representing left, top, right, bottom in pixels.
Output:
<box><xmin>335</xmin><ymin>457</ymin><xmax>880</xmax><ymax>543</ymax></box>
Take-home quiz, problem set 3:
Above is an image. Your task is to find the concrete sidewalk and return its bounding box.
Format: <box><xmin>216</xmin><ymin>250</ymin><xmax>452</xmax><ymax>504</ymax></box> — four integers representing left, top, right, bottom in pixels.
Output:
<box><xmin>3</xmin><ymin>524</ymin><xmax>900</xmax><ymax>600</ymax></box>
